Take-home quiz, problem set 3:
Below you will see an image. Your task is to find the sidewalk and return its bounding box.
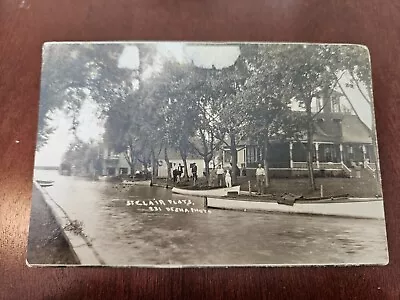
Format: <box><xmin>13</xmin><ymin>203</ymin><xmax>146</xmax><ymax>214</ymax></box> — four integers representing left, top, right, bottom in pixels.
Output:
<box><xmin>27</xmin><ymin>187</ymin><xmax>79</xmax><ymax>265</ymax></box>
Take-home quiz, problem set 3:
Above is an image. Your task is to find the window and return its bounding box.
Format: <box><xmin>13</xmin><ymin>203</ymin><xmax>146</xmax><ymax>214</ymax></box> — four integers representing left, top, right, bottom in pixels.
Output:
<box><xmin>332</xmin><ymin>98</ymin><xmax>341</xmax><ymax>113</ymax></box>
<box><xmin>246</xmin><ymin>146</ymin><xmax>260</xmax><ymax>163</ymax></box>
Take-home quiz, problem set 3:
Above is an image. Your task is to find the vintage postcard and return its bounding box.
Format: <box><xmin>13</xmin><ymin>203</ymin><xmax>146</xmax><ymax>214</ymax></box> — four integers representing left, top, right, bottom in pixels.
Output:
<box><xmin>27</xmin><ymin>42</ymin><xmax>388</xmax><ymax>267</ymax></box>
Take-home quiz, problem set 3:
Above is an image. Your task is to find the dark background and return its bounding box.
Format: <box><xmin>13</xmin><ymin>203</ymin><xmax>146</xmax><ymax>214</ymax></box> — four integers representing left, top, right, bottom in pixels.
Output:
<box><xmin>1</xmin><ymin>0</ymin><xmax>399</xmax><ymax>299</ymax></box>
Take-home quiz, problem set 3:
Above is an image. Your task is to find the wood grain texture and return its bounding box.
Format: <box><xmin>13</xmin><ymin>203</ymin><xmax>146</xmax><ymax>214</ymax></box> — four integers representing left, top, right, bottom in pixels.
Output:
<box><xmin>1</xmin><ymin>0</ymin><xmax>400</xmax><ymax>299</ymax></box>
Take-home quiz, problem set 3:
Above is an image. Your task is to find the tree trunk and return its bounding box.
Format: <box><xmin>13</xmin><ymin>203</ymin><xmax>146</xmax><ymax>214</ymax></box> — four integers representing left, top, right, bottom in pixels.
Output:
<box><xmin>230</xmin><ymin>134</ymin><xmax>238</xmax><ymax>185</ymax></box>
<box><xmin>164</xmin><ymin>146</ymin><xmax>171</xmax><ymax>179</ymax></box>
<box><xmin>128</xmin><ymin>161</ymin><xmax>135</xmax><ymax>176</ymax></box>
<box><xmin>263</xmin><ymin>139</ymin><xmax>269</xmax><ymax>188</ymax></box>
<box><xmin>179</xmin><ymin>148</ymin><xmax>189</xmax><ymax>179</ymax></box>
<box><xmin>370</xmin><ymin>109</ymin><xmax>382</xmax><ymax>196</ymax></box>
<box><xmin>182</xmin><ymin>157</ymin><xmax>189</xmax><ymax>179</ymax></box>
<box><xmin>151</xmin><ymin>148</ymin><xmax>157</xmax><ymax>178</ymax></box>
<box><xmin>350</xmin><ymin>74</ymin><xmax>381</xmax><ymax>196</ymax></box>
<box><xmin>124</xmin><ymin>146</ymin><xmax>136</xmax><ymax>175</ymax></box>
<box><xmin>204</xmin><ymin>156</ymin><xmax>210</xmax><ymax>183</ymax></box>
<box><xmin>338</xmin><ymin>80</ymin><xmax>380</xmax><ymax>194</ymax></box>
<box><xmin>306</xmin><ymin>102</ymin><xmax>316</xmax><ymax>190</ymax></box>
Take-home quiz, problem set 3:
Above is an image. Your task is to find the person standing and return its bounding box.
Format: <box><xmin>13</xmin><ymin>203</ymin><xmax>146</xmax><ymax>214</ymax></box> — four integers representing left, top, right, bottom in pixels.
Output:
<box><xmin>191</xmin><ymin>163</ymin><xmax>198</xmax><ymax>185</ymax></box>
<box><xmin>178</xmin><ymin>163</ymin><xmax>183</xmax><ymax>181</ymax></box>
<box><xmin>255</xmin><ymin>163</ymin><xmax>266</xmax><ymax>195</ymax></box>
<box><xmin>241</xmin><ymin>164</ymin><xmax>247</xmax><ymax>177</ymax></box>
<box><xmin>225</xmin><ymin>170</ymin><xmax>232</xmax><ymax>188</ymax></box>
<box><xmin>216</xmin><ymin>165</ymin><xmax>224</xmax><ymax>187</ymax></box>
<box><xmin>172</xmin><ymin>164</ymin><xmax>178</xmax><ymax>183</ymax></box>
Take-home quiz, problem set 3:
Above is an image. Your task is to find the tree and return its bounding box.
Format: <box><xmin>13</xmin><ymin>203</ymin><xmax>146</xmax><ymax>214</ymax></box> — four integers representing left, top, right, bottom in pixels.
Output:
<box><xmin>150</xmin><ymin>61</ymin><xmax>200</xmax><ymax>179</ymax></box>
<box><xmin>277</xmin><ymin>44</ymin><xmax>344</xmax><ymax>190</ymax></box>
<box><xmin>62</xmin><ymin>139</ymin><xmax>101</xmax><ymax>177</ymax></box>
<box><xmin>38</xmin><ymin>44</ymin><xmax>134</xmax><ymax>149</ymax></box>
<box><xmin>38</xmin><ymin>43</ymin><xmax>157</xmax><ymax>151</ymax></box>
<box><xmin>185</xmin><ymin>65</ymin><xmax>224</xmax><ymax>182</ymax></box>
<box><xmin>104</xmin><ymin>92</ymin><xmax>142</xmax><ymax>174</ymax></box>
<box><xmin>238</xmin><ymin>44</ymin><xmax>305</xmax><ymax>187</ymax></box>
<box><xmin>207</xmin><ymin>53</ymin><xmax>251</xmax><ymax>185</ymax></box>
<box><xmin>333</xmin><ymin>45</ymin><xmax>380</xmax><ymax>193</ymax></box>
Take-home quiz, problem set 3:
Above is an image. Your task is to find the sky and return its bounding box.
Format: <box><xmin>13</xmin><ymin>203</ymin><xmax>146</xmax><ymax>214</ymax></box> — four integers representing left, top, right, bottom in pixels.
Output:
<box><xmin>34</xmin><ymin>43</ymin><xmax>373</xmax><ymax>167</ymax></box>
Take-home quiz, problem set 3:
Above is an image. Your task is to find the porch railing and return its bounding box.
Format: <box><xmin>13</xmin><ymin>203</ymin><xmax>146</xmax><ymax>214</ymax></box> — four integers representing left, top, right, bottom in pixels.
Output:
<box><xmin>366</xmin><ymin>163</ymin><xmax>376</xmax><ymax>178</ymax></box>
<box><xmin>341</xmin><ymin>162</ymin><xmax>352</xmax><ymax>176</ymax></box>
<box><xmin>292</xmin><ymin>162</ymin><xmax>342</xmax><ymax>170</ymax></box>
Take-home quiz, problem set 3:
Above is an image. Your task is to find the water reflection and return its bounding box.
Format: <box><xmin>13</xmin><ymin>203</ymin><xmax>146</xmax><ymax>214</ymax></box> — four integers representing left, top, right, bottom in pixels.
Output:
<box><xmin>32</xmin><ymin>170</ymin><xmax>388</xmax><ymax>266</ymax></box>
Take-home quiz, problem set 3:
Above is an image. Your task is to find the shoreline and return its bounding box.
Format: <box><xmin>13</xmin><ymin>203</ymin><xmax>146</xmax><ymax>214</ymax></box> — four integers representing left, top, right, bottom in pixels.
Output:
<box><xmin>29</xmin><ymin>182</ymin><xmax>105</xmax><ymax>266</ymax></box>
<box><xmin>27</xmin><ymin>185</ymin><xmax>80</xmax><ymax>265</ymax></box>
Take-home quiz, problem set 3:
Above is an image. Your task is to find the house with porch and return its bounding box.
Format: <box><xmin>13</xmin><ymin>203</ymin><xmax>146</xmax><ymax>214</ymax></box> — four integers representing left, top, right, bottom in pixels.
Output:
<box><xmin>221</xmin><ymin>112</ymin><xmax>376</xmax><ymax>178</ymax></box>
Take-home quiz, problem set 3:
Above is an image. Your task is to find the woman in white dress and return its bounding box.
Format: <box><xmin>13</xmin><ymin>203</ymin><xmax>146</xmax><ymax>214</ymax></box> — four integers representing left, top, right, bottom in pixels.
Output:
<box><xmin>225</xmin><ymin>170</ymin><xmax>232</xmax><ymax>188</ymax></box>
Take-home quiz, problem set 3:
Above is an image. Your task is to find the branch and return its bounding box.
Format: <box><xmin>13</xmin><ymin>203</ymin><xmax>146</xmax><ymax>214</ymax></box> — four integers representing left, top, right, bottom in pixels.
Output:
<box><xmin>123</xmin><ymin>151</ymin><xmax>131</xmax><ymax>165</ymax></box>
<box><xmin>336</xmin><ymin>79</ymin><xmax>369</xmax><ymax>132</ymax></box>
<box><xmin>188</xmin><ymin>140</ymin><xmax>204</xmax><ymax>157</ymax></box>
<box><xmin>349</xmin><ymin>70</ymin><xmax>372</xmax><ymax>105</ymax></box>
<box><xmin>214</xmin><ymin>131</ymin><xmax>230</xmax><ymax>147</ymax></box>
<box><xmin>311</xmin><ymin>71</ymin><xmax>345</xmax><ymax>119</ymax></box>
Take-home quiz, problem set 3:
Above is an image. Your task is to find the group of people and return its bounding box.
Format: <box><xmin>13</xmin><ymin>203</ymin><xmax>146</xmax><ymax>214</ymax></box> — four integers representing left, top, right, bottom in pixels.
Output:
<box><xmin>172</xmin><ymin>162</ymin><xmax>198</xmax><ymax>184</ymax></box>
<box><xmin>172</xmin><ymin>163</ymin><xmax>184</xmax><ymax>183</ymax></box>
<box><xmin>170</xmin><ymin>161</ymin><xmax>267</xmax><ymax>194</ymax></box>
<box><xmin>213</xmin><ymin>164</ymin><xmax>232</xmax><ymax>187</ymax></box>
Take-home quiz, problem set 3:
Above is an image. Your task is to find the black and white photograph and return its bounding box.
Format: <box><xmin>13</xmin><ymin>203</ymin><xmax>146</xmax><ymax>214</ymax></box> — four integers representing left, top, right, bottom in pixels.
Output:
<box><xmin>27</xmin><ymin>42</ymin><xmax>388</xmax><ymax>267</ymax></box>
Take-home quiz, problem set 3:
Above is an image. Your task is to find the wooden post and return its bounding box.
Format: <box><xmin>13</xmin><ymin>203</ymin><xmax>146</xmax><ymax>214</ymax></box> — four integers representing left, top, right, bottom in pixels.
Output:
<box><xmin>315</xmin><ymin>142</ymin><xmax>320</xmax><ymax>169</ymax></box>
<box><xmin>248</xmin><ymin>180</ymin><xmax>251</xmax><ymax>194</ymax></box>
<box><xmin>320</xmin><ymin>185</ymin><xmax>323</xmax><ymax>198</ymax></box>
<box><xmin>339</xmin><ymin>144</ymin><xmax>344</xmax><ymax>164</ymax></box>
<box><xmin>289</xmin><ymin>142</ymin><xmax>293</xmax><ymax>169</ymax></box>
<box><xmin>204</xmin><ymin>197</ymin><xmax>208</xmax><ymax>209</ymax></box>
<box><xmin>244</xmin><ymin>146</ymin><xmax>247</xmax><ymax>168</ymax></box>
<box><xmin>362</xmin><ymin>144</ymin><xmax>366</xmax><ymax>162</ymax></box>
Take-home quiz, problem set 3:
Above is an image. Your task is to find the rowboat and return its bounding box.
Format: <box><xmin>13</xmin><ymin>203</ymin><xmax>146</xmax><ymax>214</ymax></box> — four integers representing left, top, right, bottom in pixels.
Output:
<box><xmin>205</xmin><ymin>197</ymin><xmax>385</xmax><ymax>219</ymax></box>
<box><xmin>172</xmin><ymin>185</ymin><xmax>240</xmax><ymax>197</ymax></box>
<box><xmin>121</xmin><ymin>180</ymin><xmax>152</xmax><ymax>186</ymax></box>
<box><xmin>35</xmin><ymin>180</ymin><xmax>54</xmax><ymax>187</ymax></box>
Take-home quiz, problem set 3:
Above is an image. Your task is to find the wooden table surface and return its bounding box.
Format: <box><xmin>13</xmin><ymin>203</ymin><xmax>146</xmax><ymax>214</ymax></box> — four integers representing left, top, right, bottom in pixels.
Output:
<box><xmin>1</xmin><ymin>0</ymin><xmax>399</xmax><ymax>299</ymax></box>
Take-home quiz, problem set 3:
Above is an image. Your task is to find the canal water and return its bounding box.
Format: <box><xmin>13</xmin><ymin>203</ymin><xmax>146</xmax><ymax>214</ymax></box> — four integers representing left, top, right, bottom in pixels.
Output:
<box><xmin>32</xmin><ymin>170</ymin><xmax>389</xmax><ymax>266</ymax></box>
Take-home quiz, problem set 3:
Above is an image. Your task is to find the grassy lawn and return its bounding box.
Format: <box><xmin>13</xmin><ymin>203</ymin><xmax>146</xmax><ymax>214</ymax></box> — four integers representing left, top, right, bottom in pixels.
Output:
<box><xmin>237</xmin><ymin>176</ymin><xmax>380</xmax><ymax>198</ymax></box>
<box><xmin>153</xmin><ymin>172</ymin><xmax>380</xmax><ymax>198</ymax></box>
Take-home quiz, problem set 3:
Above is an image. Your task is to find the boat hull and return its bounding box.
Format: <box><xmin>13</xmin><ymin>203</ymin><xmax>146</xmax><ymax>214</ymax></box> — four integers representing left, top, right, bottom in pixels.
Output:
<box><xmin>38</xmin><ymin>183</ymin><xmax>54</xmax><ymax>187</ymax></box>
<box><xmin>206</xmin><ymin>197</ymin><xmax>385</xmax><ymax>219</ymax></box>
<box><xmin>35</xmin><ymin>180</ymin><xmax>54</xmax><ymax>187</ymax></box>
<box><xmin>121</xmin><ymin>180</ymin><xmax>152</xmax><ymax>186</ymax></box>
<box><xmin>172</xmin><ymin>185</ymin><xmax>240</xmax><ymax>197</ymax></box>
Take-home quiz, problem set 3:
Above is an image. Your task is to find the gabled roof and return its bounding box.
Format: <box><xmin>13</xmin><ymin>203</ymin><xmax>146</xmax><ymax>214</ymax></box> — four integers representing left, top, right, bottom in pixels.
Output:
<box><xmin>340</xmin><ymin>115</ymin><xmax>372</xmax><ymax>143</ymax></box>
<box><xmin>313</xmin><ymin>113</ymin><xmax>372</xmax><ymax>143</ymax></box>
<box><xmin>222</xmin><ymin>113</ymin><xmax>373</xmax><ymax>147</ymax></box>
<box><xmin>313</xmin><ymin>114</ymin><xmax>342</xmax><ymax>143</ymax></box>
